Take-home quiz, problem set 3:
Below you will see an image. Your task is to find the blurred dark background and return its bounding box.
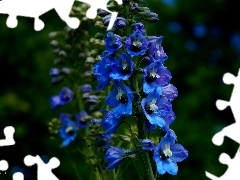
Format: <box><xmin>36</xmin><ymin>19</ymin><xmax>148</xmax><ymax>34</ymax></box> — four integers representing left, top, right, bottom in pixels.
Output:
<box><xmin>0</xmin><ymin>0</ymin><xmax>240</xmax><ymax>179</ymax></box>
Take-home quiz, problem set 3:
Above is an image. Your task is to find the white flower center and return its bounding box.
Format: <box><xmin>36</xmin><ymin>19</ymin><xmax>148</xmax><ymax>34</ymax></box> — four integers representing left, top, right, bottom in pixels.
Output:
<box><xmin>65</xmin><ymin>126</ymin><xmax>73</xmax><ymax>133</ymax></box>
<box><xmin>149</xmin><ymin>68</ymin><xmax>160</xmax><ymax>78</ymax></box>
<box><xmin>133</xmin><ymin>39</ymin><xmax>142</xmax><ymax>48</ymax></box>
<box><xmin>122</xmin><ymin>59</ymin><xmax>127</xmax><ymax>70</ymax></box>
<box><xmin>116</xmin><ymin>88</ymin><xmax>124</xmax><ymax>100</ymax></box>
<box><xmin>163</xmin><ymin>143</ymin><xmax>172</xmax><ymax>157</ymax></box>
<box><xmin>149</xmin><ymin>98</ymin><xmax>158</xmax><ymax>112</ymax></box>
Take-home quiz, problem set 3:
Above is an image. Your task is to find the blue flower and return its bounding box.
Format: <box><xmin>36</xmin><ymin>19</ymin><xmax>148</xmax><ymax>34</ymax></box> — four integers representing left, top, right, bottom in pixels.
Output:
<box><xmin>105</xmin><ymin>146</ymin><xmax>126</xmax><ymax>170</ymax></box>
<box><xmin>133</xmin><ymin>23</ymin><xmax>146</xmax><ymax>35</ymax></box>
<box><xmin>93</xmin><ymin>54</ymin><xmax>113</xmax><ymax>90</ymax></box>
<box><xmin>148</xmin><ymin>36</ymin><xmax>168</xmax><ymax>63</ymax></box>
<box><xmin>162</xmin><ymin>84</ymin><xmax>178</xmax><ymax>101</ymax></box>
<box><xmin>105</xmin><ymin>81</ymin><xmax>133</xmax><ymax>118</ymax></box>
<box><xmin>125</xmin><ymin>30</ymin><xmax>149</xmax><ymax>57</ymax></box>
<box><xmin>141</xmin><ymin>87</ymin><xmax>172</xmax><ymax>127</ymax></box>
<box><xmin>140</xmin><ymin>139</ymin><xmax>155</xmax><ymax>152</ymax></box>
<box><xmin>105</xmin><ymin>32</ymin><xmax>122</xmax><ymax>54</ymax></box>
<box><xmin>153</xmin><ymin>132</ymin><xmax>188</xmax><ymax>175</ymax></box>
<box><xmin>76</xmin><ymin>111</ymin><xmax>88</xmax><ymax>129</ymax></box>
<box><xmin>59</xmin><ymin>87</ymin><xmax>74</xmax><ymax>105</ymax></box>
<box><xmin>59</xmin><ymin>118</ymin><xmax>78</xmax><ymax>147</ymax></box>
<box><xmin>110</xmin><ymin>52</ymin><xmax>134</xmax><ymax>80</ymax></box>
<box><xmin>143</xmin><ymin>61</ymin><xmax>172</xmax><ymax>94</ymax></box>
<box><xmin>50</xmin><ymin>95</ymin><xmax>61</xmax><ymax>109</ymax></box>
<box><xmin>101</xmin><ymin>110</ymin><xmax>120</xmax><ymax>136</ymax></box>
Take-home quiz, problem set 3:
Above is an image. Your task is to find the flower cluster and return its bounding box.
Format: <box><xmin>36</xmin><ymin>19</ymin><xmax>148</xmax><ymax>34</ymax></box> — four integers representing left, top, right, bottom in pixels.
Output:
<box><xmin>48</xmin><ymin>3</ymin><xmax>105</xmax><ymax>148</ymax></box>
<box><xmin>93</xmin><ymin>0</ymin><xmax>188</xmax><ymax>176</ymax></box>
<box><xmin>48</xmin><ymin>0</ymin><xmax>188</xmax><ymax>178</ymax></box>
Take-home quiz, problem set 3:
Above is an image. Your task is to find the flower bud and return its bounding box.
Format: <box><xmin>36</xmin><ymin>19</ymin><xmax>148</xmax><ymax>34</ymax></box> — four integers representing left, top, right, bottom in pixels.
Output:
<box><xmin>140</xmin><ymin>139</ymin><xmax>155</xmax><ymax>152</ymax></box>
<box><xmin>86</xmin><ymin>95</ymin><xmax>99</xmax><ymax>105</ymax></box>
<box><xmin>97</xmin><ymin>9</ymin><xmax>110</xmax><ymax>17</ymax></box>
<box><xmin>114</xmin><ymin>17</ymin><xmax>126</xmax><ymax>29</ymax></box>
<box><xmin>80</xmin><ymin>84</ymin><xmax>92</xmax><ymax>93</ymax></box>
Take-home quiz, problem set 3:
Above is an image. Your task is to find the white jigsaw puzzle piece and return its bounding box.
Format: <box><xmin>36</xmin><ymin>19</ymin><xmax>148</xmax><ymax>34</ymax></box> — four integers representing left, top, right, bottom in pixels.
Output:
<box><xmin>24</xmin><ymin>155</ymin><xmax>60</xmax><ymax>180</ymax></box>
<box><xmin>0</xmin><ymin>126</ymin><xmax>15</xmax><ymax>146</ymax></box>
<box><xmin>0</xmin><ymin>160</ymin><xmax>8</xmax><ymax>171</ymax></box>
<box><xmin>206</xmin><ymin>147</ymin><xmax>240</xmax><ymax>180</ymax></box>
<box><xmin>0</xmin><ymin>0</ymin><xmax>122</xmax><ymax>31</ymax></box>
<box><xmin>205</xmin><ymin>68</ymin><xmax>240</xmax><ymax>179</ymax></box>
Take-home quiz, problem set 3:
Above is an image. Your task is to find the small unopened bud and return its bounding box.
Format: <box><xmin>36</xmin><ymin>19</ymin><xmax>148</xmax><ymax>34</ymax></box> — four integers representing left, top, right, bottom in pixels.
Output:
<box><xmin>80</xmin><ymin>84</ymin><xmax>92</xmax><ymax>93</ymax></box>
<box><xmin>50</xmin><ymin>40</ymin><xmax>59</xmax><ymax>47</ymax></box>
<box><xmin>145</xmin><ymin>17</ymin><xmax>159</xmax><ymax>23</ymax></box>
<box><xmin>86</xmin><ymin>95</ymin><xmax>99</xmax><ymax>105</ymax></box>
<box><xmin>59</xmin><ymin>50</ymin><xmax>67</xmax><ymax>57</ymax></box>
<box><xmin>97</xmin><ymin>9</ymin><xmax>110</xmax><ymax>17</ymax></box>
<box><xmin>86</xmin><ymin>57</ymin><xmax>95</xmax><ymax>64</ymax></box>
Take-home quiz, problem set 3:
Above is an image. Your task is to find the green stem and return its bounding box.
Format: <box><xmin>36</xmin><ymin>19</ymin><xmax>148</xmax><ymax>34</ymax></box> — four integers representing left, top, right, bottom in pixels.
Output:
<box><xmin>63</xmin><ymin>148</ymin><xmax>82</xmax><ymax>180</ymax></box>
<box><xmin>137</xmin><ymin>110</ymin><xmax>155</xmax><ymax>180</ymax></box>
<box><xmin>111</xmin><ymin>169</ymin><xmax>116</xmax><ymax>180</ymax></box>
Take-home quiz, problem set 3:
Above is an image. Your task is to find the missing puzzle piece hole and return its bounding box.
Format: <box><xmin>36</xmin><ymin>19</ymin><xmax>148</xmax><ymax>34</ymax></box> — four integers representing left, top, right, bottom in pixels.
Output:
<box><xmin>12</xmin><ymin>172</ymin><xmax>24</xmax><ymax>180</ymax></box>
<box><xmin>66</xmin><ymin>17</ymin><xmax>80</xmax><ymax>29</ymax></box>
<box><xmin>34</xmin><ymin>18</ymin><xmax>45</xmax><ymax>31</ymax></box>
<box><xmin>212</xmin><ymin>133</ymin><xmax>224</xmax><ymax>146</ymax></box>
<box><xmin>216</xmin><ymin>100</ymin><xmax>229</xmax><ymax>111</ymax></box>
<box><xmin>6</xmin><ymin>16</ymin><xmax>18</xmax><ymax>28</ymax></box>
<box><xmin>223</xmin><ymin>73</ymin><xmax>236</xmax><ymax>85</ymax></box>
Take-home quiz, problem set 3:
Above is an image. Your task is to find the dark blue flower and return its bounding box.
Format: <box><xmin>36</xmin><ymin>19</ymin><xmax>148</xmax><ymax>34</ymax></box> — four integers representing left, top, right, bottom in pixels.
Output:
<box><xmin>141</xmin><ymin>87</ymin><xmax>172</xmax><ymax>128</ymax></box>
<box><xmin>105</xmin><ymin>146</ymin><xmax>126</xmax><ymax>170</ymax></box>
<box><xmin>59</xmin><ymin>118</ymin><xmax>78</xmax><ymax>147</ymax></box>
<box><xmin>133</xmin><ymin>22</ymin><xmax>146</xmax><ymax>35</ymax></box>
<box><xmin>105</xmin><ymin>81</ymin><xmax>134</xmax><ymax>118</ymax></box>
<box><xmin>76</xmin><ymin>111</ymin><xmax>88</xmax><ymax>129</ymax></box>
<box><xmin>93</xmin><ymin>54</ymin><xmax>113</xmax><ymax>90</ymax></box>
<box><xmin>59</xmin><ymin>87</ymin><xmax>73</xmax><ymax>105</ymax></box>
<box><xmin>153</xmin><ymin>132</ymin><xmax>188</xmax><ymax>175</ymax></box>
<box><xmin>110</xmin><ymin>52</ymin><xmax>134</xmax><ymax>80</ymax></box>
<box><xmin>101</xmin><ymin>110</ymin><xmax>120</xmax><ymax>136</ymax></box>
<box><xmin>140</xmin><ymin>139</ymin><xmax>155</xmax><ymax>152</ymax></box>
<box><xmin>80</xmin><ymin>84</ymin><xmax>92</xmax><ymax>93</ymax></box>
<box><xmin>105</xmin><ymin>32</ymin><xmax>122</xmax><ymax>54</ymax></box>
<box><xmin>125</xmin><ymin>30</ymin><xmax>149</xmax><ymax>57</ymax></box>
<box><xmin>130</xmin><ymin>3</ymin><xmax>139</xmax><ymax>11</ymax></box>
<box><xmin>148</xmin><ymin>36</ymin><xmax>168</xmax><ymax>63</ymax></box>
<box><xmin>143</xmin><ymin>61</ymin><xmax>172</xmax><ymax>94</ymax></box>
<box><xmin>162</xmin><ymin>84</ymin><xmax>178</xmax><ymax>101</ymax></box>
<box><xmin>50</xmin><ymin>95</ymin><xmax>61</xmax><ymax>109</ymax></box>
<box><xmin>114</xmin><ymin>17</ymin><xmax>126</xmax><ymax>29</ymax></box>
<box><xmin>98</xmin><ymin>134</ymin><xmax>111</xmax><ymax>149</ymax></box>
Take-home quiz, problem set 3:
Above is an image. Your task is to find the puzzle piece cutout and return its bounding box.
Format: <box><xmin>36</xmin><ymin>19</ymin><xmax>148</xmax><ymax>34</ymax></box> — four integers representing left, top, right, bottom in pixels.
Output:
<box><xmin>24</xmin><ymin>155</ymin><xmax>60</xmax><ymax>180</ymax></box>
<box><xmin>205</xmin><ymin>69</ymin><xmax>240</xmax><ymax>179</ymax></box>
<box><xmin>0</xmin><ymin>126</ymin><xmax>15</xmax><ymax>147</ymax></box>
<box><xmin>0</xmin><ymin>0</ymin><xmax>122</xmax><ymax>31</ymax></box>
<box><xmin>206</xmin><ymin>148</ymin><xmax>240</xmax><ymax>180</ymax></box>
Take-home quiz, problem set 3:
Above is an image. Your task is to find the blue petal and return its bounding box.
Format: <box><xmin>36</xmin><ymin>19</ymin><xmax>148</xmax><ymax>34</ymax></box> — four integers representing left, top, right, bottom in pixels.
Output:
<box><xmin>162</xmin><ymin>160</ymin><xmax>178</xmax><ymax>175</ymax></box>
<box><xmin>105</xmin><ymin>89</ymin><xmax>119</xmax><ymax>107</ymax></box>
<box><xmin>148</xmin><ymin>114</ymin><xmax>166</xmax><ymax>127</ymax></box>
<box><xmin>159</xmin><ymin>133</ymin><xmax>176</xmax><ymax>150</ymax></box>
<box><xmin>157</xmin><ymin>160</ymin><xmax>166</xmax><ymax>175</ymax></box>
<box><xmin>105</xmin><ymin>159</ymin><xmax>122</xmax><ymax>170</ymax></box>
<box><xmin>170</xmin><ymin>144</ymin><xmax>188</xmax><ymax>162</ymax></box>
